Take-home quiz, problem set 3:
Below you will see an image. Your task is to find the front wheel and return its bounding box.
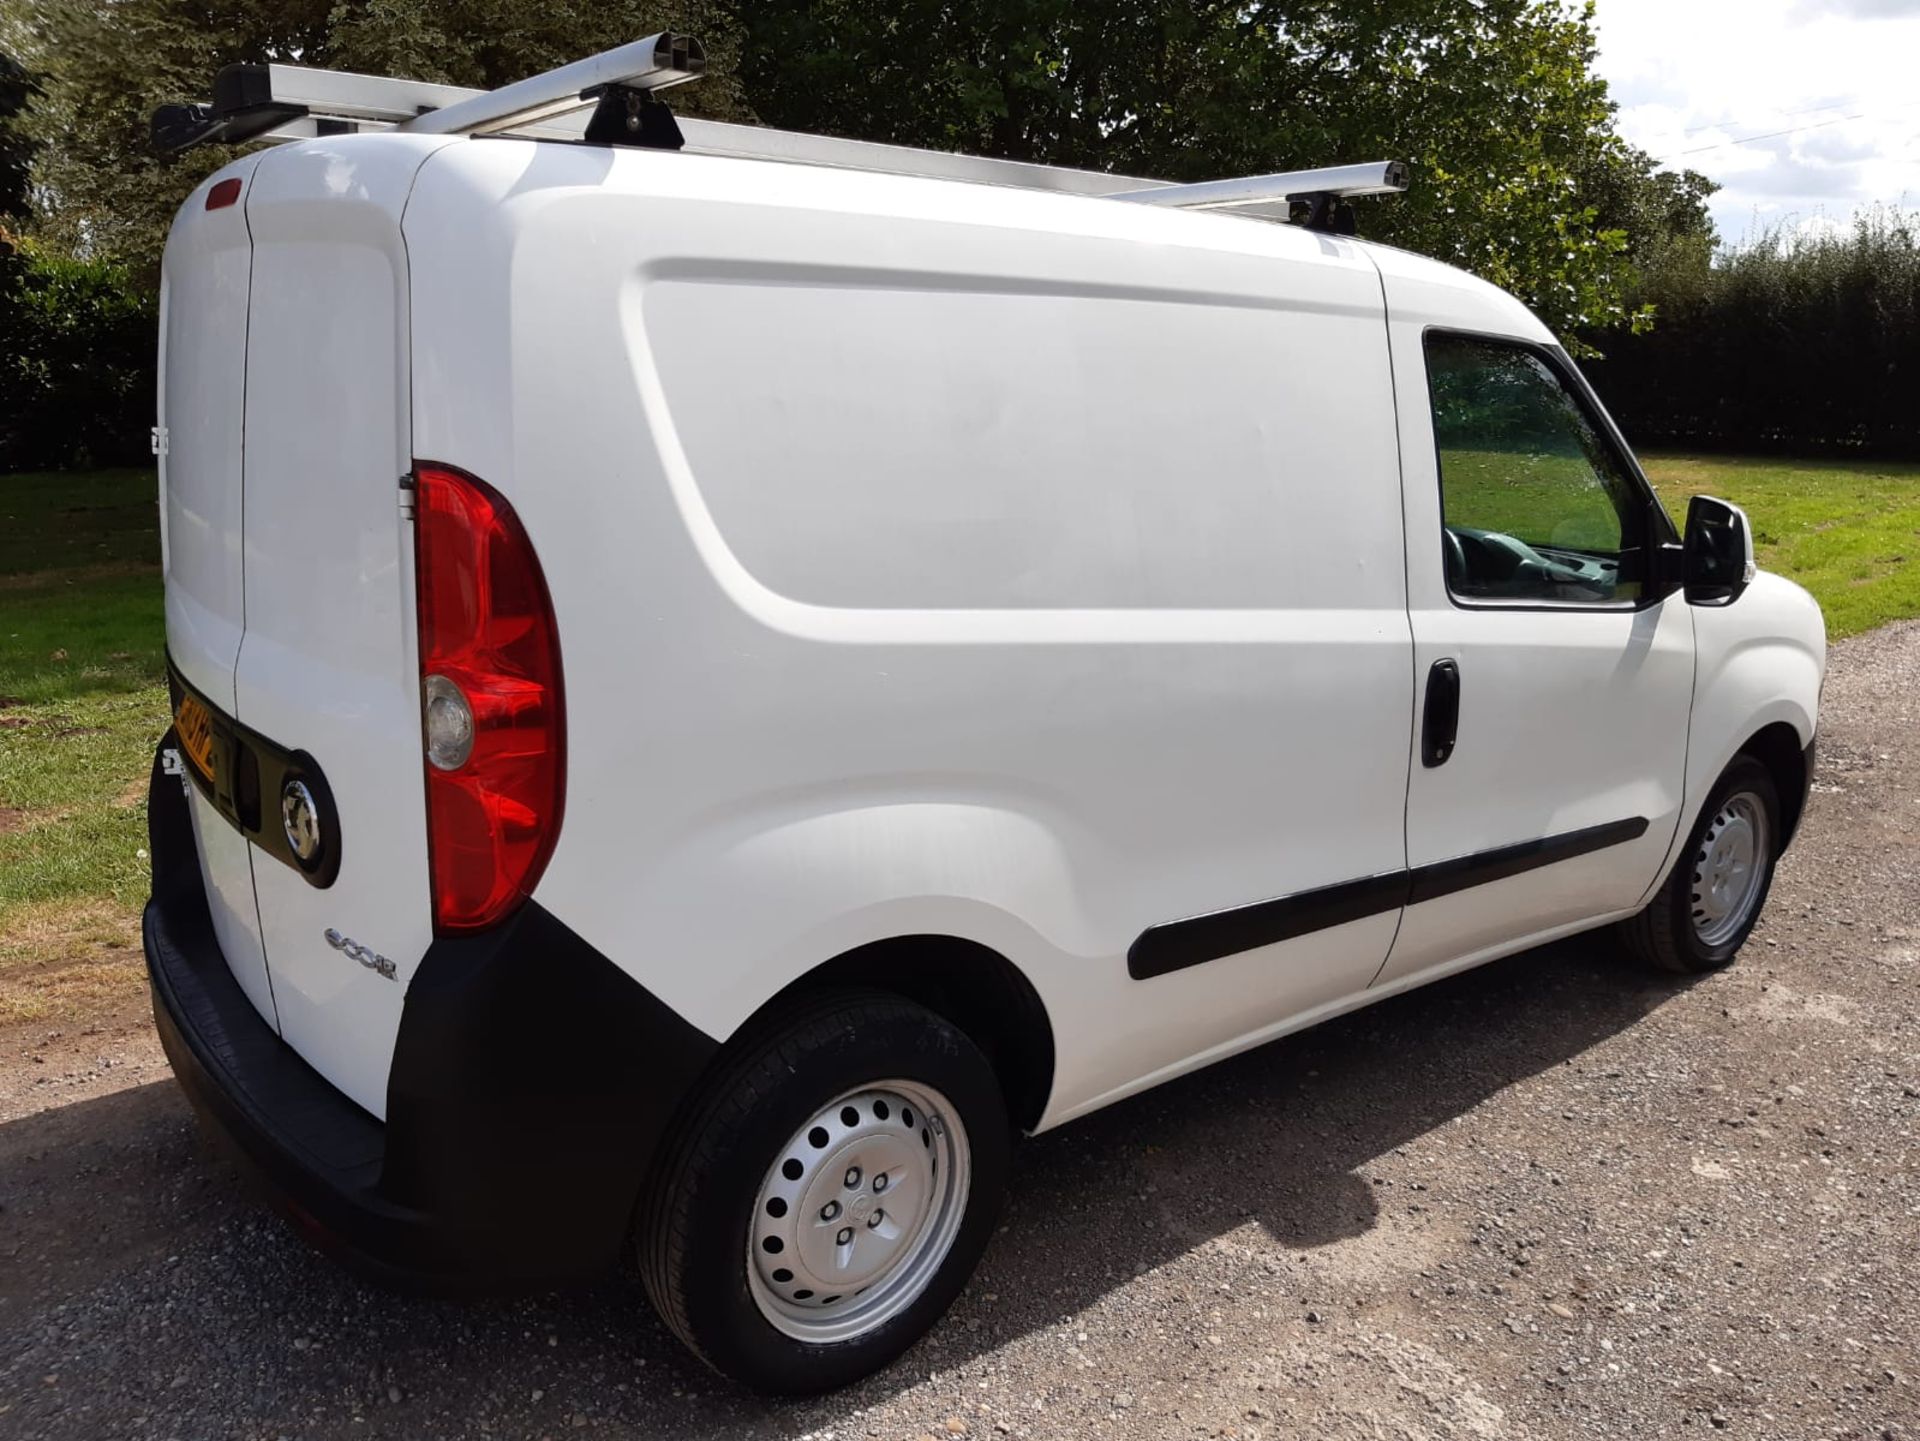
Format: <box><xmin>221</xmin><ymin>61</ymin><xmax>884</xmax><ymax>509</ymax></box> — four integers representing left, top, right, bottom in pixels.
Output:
<box><xmin>1617</xmin><ymin>754</ymin><xmax>1782</xmax><ymax>974</ymax></box>
<box><xmin>634</xmin><ymin>991</ymin><xmax>1010</xmax><ymax>1393</ymax></box>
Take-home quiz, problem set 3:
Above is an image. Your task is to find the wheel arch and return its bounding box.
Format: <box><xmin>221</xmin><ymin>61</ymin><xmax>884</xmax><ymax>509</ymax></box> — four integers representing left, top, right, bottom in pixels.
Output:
<box><xmin>738</xmin><ymin>936</ymin><xmax>1056</xmax><ymax>1134</ymax></box>
<box><xmin>1738</xmin><ymin>720</ymin><xmax>1812</xmax><ymax>851</ymax></box>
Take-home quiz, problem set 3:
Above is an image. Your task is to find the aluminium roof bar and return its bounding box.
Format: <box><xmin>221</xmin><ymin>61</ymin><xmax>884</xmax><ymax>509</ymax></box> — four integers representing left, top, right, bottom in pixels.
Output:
<box><xmin>1112</xmin><ymin>161</ymin><xmax>1410</xmax><ymax>211</ymax></box>
<box><xmin>400</xmin><ymin>32</ymin><xmax>703</xmax><ymax>137</ymax></box>
<box><xmin>674</xmin><ymin>118</ymin><xmax>1163</xmax><ymax>198</ymax></box>
<box><xmin>239</xmin><ymin>64</ymin><xmax>478</xmax><ymax>126</ymax></box>
<box><xmin>153</xmin><ymin>33</ymin><xmax>703</xmax><ymax>153</ymax></box>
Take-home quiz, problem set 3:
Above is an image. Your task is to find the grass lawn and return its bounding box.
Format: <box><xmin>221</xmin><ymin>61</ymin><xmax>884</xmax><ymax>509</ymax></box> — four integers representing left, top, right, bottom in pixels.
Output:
<box><xmin>1438</xmin><ymin>449</ymin><xmax>1920</xmax><ymax>636</ymax></box>
<box><xmin>1640</xmin><ymin>453</ymin><xmax>1920</xmax><ymax>640</ymax></box>
<box><xmin>0</xmin><ymin>468</ymin><xmax>166</xmax><ymax>1023</ymax></box>
<box><xmin>0</xmin><ymin>453</ymin><xmax>1915</xmax><ymax>1024</ymax></box>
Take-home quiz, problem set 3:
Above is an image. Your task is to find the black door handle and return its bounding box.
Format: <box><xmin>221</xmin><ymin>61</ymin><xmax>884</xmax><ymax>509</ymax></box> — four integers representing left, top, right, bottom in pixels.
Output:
<box><xmin>1422</xmin><ymin>659</ymin><xmax>1460</xmax><ymax>768</ymax></box>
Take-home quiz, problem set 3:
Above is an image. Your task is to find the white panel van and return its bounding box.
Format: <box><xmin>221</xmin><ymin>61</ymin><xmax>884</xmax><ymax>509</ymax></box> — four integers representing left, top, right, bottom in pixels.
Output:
<box><xmin>143</xmin><ymin>40</ymin><xmax>1825</xmax><ymax>1393</ymax></box>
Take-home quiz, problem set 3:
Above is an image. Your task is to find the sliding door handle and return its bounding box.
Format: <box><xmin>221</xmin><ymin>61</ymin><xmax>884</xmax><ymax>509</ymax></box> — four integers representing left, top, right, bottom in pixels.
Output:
<box><xmin>1422</xmin><ymin>658</ymin><xmax>1460</xmax><ymax>768</ymax></box>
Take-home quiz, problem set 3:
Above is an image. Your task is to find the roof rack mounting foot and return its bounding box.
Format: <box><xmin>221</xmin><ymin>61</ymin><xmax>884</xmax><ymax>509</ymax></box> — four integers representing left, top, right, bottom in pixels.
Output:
<box><xmin>582</xmin><ymin>85</ymin><xmax>685</xmax><ymax>150</ymax></box>
<box><xmin>1298</xmin><ymin>193</ymin><xmax>1359</xmax><ymax>236</ymax></box>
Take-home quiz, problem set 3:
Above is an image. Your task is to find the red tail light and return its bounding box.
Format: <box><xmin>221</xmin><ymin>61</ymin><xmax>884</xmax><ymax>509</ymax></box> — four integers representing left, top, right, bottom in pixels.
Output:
<box><xmin>412</xmin><ymin>463</ymin><xmax>564</xmax><ymax>934</ymax></box>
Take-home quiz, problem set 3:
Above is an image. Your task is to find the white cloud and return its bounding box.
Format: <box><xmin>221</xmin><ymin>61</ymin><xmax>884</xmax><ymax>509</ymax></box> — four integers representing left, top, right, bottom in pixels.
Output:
<box><xmin>1591</xmin><ymin>0</ymin><xmax>1920</xmax><ymax>243</ymax></box>
<box><xmin>1791</xmin><ymin>0</ymin><xmax>1920</xmax><ymax>17</ymax></box>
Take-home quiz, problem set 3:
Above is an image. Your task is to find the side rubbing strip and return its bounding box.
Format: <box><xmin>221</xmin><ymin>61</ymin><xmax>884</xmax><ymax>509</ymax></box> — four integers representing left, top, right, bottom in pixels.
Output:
<box><xmin>1404</xmin><ymin>816</ymin><xmax>1650</xmax><ymax>905</ymax></box>
<box><xmin>1128</xmin><ymin>817</ymin><xmax>1650</xmax><ymax>981</ymax></box>
<box><xmin>1127</xmin><ymin>871</ymin><xmax>1405</xmax><ymax>981</ymax></box>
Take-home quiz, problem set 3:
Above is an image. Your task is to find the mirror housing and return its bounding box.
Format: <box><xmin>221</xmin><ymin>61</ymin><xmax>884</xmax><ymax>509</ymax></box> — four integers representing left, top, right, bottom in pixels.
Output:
<box><xmin>1682</xmin><ymin>495</ymin><xmax>1756</xmax><ymax>607</ymax></box>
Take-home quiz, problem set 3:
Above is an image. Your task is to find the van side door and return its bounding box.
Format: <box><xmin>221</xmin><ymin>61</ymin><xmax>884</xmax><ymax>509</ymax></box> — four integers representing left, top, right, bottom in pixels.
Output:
<box><xmin>1374</xmin><ymin>285</ymin><xmax>1694</xmax><ymax>989</ymax></box>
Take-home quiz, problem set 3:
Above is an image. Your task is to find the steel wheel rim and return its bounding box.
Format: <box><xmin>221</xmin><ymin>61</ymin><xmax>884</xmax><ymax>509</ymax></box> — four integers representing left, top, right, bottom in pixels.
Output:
<box><xmin>747</xmin><ymin>1080</ymin><xmax>970</xmax><ymax>1344</ymax></box>
<box><xmin>1691</xmin><ymin>791</ymin><xmax>1769</xmax><ymax>947</ymax></box>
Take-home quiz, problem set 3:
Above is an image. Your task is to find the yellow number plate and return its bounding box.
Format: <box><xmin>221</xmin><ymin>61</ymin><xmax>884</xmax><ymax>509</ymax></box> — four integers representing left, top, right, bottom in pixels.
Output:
<box><xmin>173</xmin><ymin>690</ymin><xmax>218</xmax><ymax>784</ymax></box>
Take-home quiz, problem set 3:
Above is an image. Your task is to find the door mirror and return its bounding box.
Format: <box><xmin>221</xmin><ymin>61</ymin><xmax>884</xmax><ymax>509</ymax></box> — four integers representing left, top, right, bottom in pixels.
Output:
<box><xmin>1683</xmin><ymin>495</ymin><xmax>1755</xmax><ymax>607</ymax></box>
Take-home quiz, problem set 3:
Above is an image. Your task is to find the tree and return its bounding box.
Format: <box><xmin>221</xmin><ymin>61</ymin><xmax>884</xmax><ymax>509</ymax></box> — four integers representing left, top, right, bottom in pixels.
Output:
<box><xmin>11</xmin><ymin>0</ymin><xmax>749</xmax><ymax>283</ymax></box>
<box><xmin>11</xmin><ymin>0</ymin><xmax>1710</xmax><ymax>343</ymax></box>
<box><xmin>725</xmin><ymin>0</ymin><xmax>1701</xmax><ymax>343</ymax></box>
<box><xmin>1</xmin><ymin>49</ymin><xmax>36</xmax><ymax>222</ymax></box>
<box><xmin>11</xmin><ymin>0</ymin><xmax>338</xmax><ymax>281</ymax></box>
<box><xmin>1576</xmin><ymin>141</ymin><xmax>1719</xmax><ymax>332</ymax></box>
<box><xmin>0</xmin><ymin>242</ymin><xmax>156</xmax><ymax>469</ymax></box>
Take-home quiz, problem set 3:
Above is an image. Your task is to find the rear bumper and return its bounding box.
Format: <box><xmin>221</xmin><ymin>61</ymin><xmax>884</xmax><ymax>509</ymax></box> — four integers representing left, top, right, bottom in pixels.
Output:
<box><xmin>143</xmin><ymin>736</ymin><xmax>718</xmax><ymax>1291</ymax></box>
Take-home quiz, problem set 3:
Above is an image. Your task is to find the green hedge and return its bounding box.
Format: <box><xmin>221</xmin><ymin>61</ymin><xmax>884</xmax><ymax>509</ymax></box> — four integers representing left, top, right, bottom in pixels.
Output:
<box><xmin>0</xmin><ymin>239</ymin><xmax>156</xmax><ymax>471</ymax></box>
<box><xmin>1584</xmin><ymin>209</ymin><xmax>1920</xmax><ymax>458</ymax></box>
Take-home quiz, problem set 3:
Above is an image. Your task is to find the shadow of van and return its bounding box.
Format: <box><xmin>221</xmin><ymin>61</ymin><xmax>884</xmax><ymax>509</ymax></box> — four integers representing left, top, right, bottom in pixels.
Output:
<box><xmin>0</xmin><ymin>929</ymin><xmax>1686</xmax><ymax>1437</ymax></box>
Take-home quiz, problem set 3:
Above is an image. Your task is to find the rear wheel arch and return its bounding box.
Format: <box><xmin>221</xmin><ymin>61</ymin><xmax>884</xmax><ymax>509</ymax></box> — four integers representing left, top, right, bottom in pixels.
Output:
<box><xmin>738</xmin><ymin>936</ymin><xmax>1056</xmax><ymax>1134</ymax></box>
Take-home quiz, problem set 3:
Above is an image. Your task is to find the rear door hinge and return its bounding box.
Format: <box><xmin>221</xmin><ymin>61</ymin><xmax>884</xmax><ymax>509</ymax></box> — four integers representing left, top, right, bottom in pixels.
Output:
<box><xmin>151</xmin><ymin>425</ymin><xmax>169</xmax><ymax>458</ymax></box>
<box><xmin>398</xmin><ymin>471</ymin><xmax>416</xmax><ymax>519</ymax></box>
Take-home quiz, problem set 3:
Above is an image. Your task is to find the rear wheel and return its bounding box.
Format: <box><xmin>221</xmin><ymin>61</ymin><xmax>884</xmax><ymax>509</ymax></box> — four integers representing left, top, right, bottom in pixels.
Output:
<box><xmin>1618</xmin><ymin>754</ymin><xmax>1781</xmax><ymax>974</ymax></box>
<box><xmin>635</xmin><ymin>991</ymin><xmax>1009</xmax><ymax>1393</ymax></box>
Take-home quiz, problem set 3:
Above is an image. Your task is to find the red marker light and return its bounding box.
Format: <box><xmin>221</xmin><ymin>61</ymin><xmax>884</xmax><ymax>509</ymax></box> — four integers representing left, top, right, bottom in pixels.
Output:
<box><xmin>205</xmin><ymin>178</ymin><xmax>242</xmax><ymax>211</ymax></box>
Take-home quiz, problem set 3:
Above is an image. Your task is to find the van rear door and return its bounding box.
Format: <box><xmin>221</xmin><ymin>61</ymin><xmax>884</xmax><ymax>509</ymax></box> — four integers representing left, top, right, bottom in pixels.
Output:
<box><xmin>157</xmin><ymin>158</ymin><xmax>276</xmax><ymax>1029</ymax></box>
<box><xmin>232</xmin><ymin>136</ymin><xmax>454</xmax><ymax>1119</ymax></box>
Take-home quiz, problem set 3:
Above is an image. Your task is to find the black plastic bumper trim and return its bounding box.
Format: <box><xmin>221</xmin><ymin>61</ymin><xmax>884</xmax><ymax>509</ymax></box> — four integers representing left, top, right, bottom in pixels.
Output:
<box><xmin>1129</xmin><ymin>816</ymin><xmax>1650</xmax><ymax>980</ymax></box>
<box><xmin>144</xmin><ymin>733</ymin><xmax>719</xmax><ymax>1291</ymax></box>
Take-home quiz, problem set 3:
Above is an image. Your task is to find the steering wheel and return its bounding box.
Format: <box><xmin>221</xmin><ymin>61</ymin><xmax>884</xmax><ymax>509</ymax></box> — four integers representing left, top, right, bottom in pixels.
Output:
<box><xmin>1448</xmin><ymin>526</ymin><xmax>1613</xmax><ymax>596</ymax></box>
<box><xmin>1521</xmin><ymin>545</ymin><xmax>1614</xmax><ymax>594</ymax></box>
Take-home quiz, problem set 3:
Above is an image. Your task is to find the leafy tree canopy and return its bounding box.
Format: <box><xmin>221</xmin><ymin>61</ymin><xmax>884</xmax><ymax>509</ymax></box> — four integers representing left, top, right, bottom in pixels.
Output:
<box><xmin>727</xmin><ymin>0</ymin><xmax>1716</xmax><ymax>342</ymax></box>
<box><xmin>9</xmin><ymin>0</ymin><xmax>746</xmax><ymax>283</ymax></box>
<box><xmin>1</xmin><ymin>49</ymin><xmax>38</xmax><ymax>222</ymax></box>
<box><xmin>10</xmin><ymin>0</ymin><xmax>1712</xmax><ymax>341</ymax></box>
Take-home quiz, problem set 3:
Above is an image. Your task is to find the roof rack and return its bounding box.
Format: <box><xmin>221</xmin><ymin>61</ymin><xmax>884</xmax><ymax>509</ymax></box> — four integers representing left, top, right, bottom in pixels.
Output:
<box><xmin>152</xmin><ymin>32</ymin><xmax>704</xmax><ymax>153</ymax></box>
<box><xmin>151</xmin><ymin>33</ymin><xmax>1407</xmax><ymax>233</ymax></box>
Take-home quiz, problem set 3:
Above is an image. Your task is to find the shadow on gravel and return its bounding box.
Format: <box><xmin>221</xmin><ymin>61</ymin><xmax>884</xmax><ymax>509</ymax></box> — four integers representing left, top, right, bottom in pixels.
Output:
<box><xmin>1</xmin><ymin>934</ymin><xmax>1693</xmax><ymax>1439</ymax></box>
<box><xmin>0</xmin><ymin>1073</ymin><xmax>245</xmax><ymax>1309</ymax></box>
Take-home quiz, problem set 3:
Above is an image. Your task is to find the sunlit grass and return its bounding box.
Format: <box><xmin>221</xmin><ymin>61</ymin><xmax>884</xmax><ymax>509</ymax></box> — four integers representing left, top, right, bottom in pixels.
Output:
<box><xmin>1434</xmin><ymin>448</ymin><xmax>1920</xmax><ymax>639</ymax></box>
<box><xmin>0</xmin><ymin>469</ymin><xmax>164</xmax><ymax>1022</ymax></box>
<box><xmin>1640</xmin><ymin>453</ymin><xmax>1920</xmax><ymax>640</ymax></box>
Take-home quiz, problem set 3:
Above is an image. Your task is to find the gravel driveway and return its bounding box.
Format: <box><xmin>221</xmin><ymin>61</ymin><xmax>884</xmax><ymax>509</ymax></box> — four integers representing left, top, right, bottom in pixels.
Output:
<box><xmin>3</xmin><ymin>622</ymin><xmax>1916</xmax><ymax>1441</ymax></box>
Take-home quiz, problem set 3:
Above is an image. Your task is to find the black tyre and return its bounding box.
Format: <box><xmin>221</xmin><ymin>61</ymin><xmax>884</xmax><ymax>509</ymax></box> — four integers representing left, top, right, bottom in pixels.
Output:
<box><xmin>1617</xmin><ymin>754</ymin><xmax>1782</xmax><ymax>974</ymax></box>
<box><xmin>634</xmin><ymin>990</ymin><xmax>1010</xmax><ymax>1394</ymax></box>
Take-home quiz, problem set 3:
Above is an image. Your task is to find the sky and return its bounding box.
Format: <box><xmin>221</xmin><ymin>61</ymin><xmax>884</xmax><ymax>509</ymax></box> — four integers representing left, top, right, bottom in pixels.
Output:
<box><xmin>1590</xmin><ymin>0</ymin><xmax>1920</xmax><ymax>245</ymax></box>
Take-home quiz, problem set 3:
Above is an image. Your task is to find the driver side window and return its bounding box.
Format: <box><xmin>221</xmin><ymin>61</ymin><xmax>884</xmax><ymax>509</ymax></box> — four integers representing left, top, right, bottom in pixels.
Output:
<box><xmin>1426</xmin><ymin>334</ymin><xmax>1645</xmax><ymax>605</ymax></box>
